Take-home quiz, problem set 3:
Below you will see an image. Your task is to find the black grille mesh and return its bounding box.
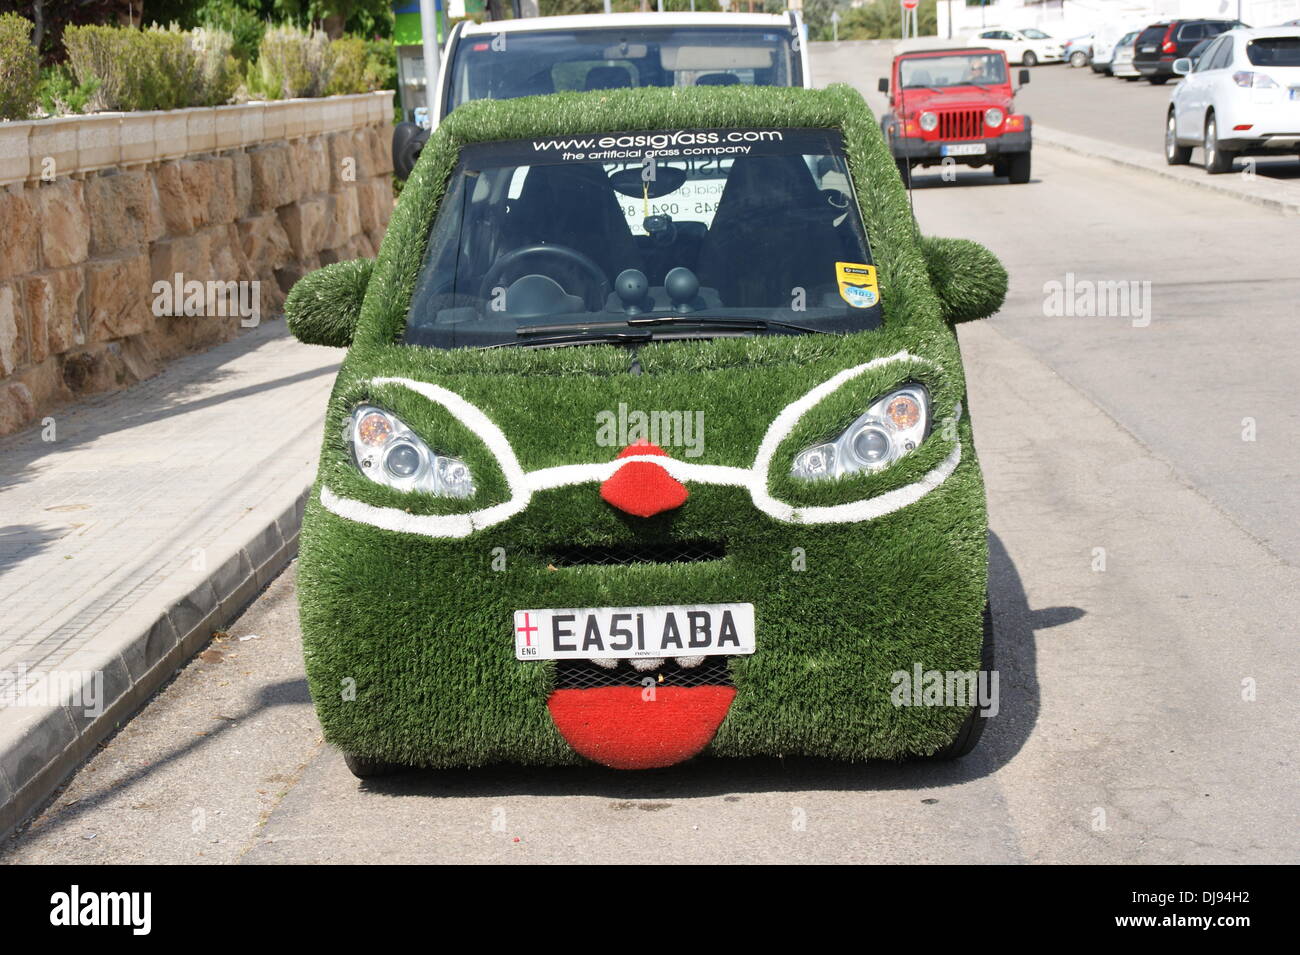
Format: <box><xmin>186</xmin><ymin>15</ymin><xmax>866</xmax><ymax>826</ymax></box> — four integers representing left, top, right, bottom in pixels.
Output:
<box><xmin>555</xmin><ymin>656</ymin><xmax>734</xmax><ymax>689</ymax></box>
<box><xmin>548</xmin><ymin>540</ymin><xmax>726</xmax><ymax>568</ymax></box>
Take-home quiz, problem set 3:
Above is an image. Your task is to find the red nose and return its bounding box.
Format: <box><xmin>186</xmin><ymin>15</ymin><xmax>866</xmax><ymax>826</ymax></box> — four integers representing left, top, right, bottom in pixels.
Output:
<box><xmin>599</xmin><ymin>442</ymin><xmax>688</xmax><ymax>518</ymax></box>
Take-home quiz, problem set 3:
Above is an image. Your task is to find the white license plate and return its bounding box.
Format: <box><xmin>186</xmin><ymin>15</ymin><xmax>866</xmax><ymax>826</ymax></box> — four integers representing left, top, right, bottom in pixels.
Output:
<box><xmin>942</xmin><ymin>143</ymin><xmax>987</xmax><ymax>156</ymax></box>
<box><xmin>1141</xmin><ymin>45</ymin><xmax>1155</xmax><ymax>52</ymax></box>
<box><xmin>514</xmin><ymin>603</ymin><xmax>755</xmax><ymax>660</ymax></box>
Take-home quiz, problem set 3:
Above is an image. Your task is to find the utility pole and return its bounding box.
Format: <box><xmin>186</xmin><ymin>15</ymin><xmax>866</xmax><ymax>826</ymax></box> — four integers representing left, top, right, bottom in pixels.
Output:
<box><xmin>419</xmin><ymin>0</ymin><xmax>440</xmax><ymax>120</ymax></box>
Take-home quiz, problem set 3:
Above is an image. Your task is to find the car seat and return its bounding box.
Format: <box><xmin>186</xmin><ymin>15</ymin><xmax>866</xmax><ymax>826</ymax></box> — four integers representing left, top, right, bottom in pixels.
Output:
<box><xmin>501</xmin><ymin>163</ymin><xmax>644</xmax><ymax>283</ymax></box>
<box><xmin>696</xmin><ymin>154</ymin><xmax>848</xmax><ymax>308</ymax></box>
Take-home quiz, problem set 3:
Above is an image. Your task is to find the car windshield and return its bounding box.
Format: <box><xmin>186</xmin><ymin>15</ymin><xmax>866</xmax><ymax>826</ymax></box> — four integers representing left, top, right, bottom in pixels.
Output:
<box><xmin>899</xmin><ymin>53</ymin><xmax>1008</xmax><ymax>87</ymax></box>
<box><xmin>404</xmin><ymin>127</ymin><xmax>882</xmax><ymax>349</ymax></box>
<box><xmin>445</xmin><ymin>26</ymin><xmax>800</xmax><ymax>113</ymax></box>
<box><xmin>1247</xmin><ymin>37</ymin><xmax>1300</xmax><ymax>66</ymax></box>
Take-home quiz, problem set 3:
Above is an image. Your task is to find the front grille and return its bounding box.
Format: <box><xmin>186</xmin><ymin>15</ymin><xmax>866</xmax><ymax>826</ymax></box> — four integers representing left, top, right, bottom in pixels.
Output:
<box><xmin>555</xmin><ymin>656</ymin><xmax>734</xmax><ymax>689</ymax></box>
<box><xmin>938</xmin><ymin>109</ymin><xmax>985</xmax><ymax>140</ymax></box>
<box><xmin>548</xmin><ymin>540</ymin><xmax>726</xmax><ymax>568</ymax></box>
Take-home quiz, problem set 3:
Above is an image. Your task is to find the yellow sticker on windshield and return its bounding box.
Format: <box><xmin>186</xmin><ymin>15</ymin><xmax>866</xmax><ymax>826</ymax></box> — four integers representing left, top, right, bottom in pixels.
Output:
<box><xmin>836</xmin><ymin>262</ymin><xmax>879</xmax><ymax>309</ymax></box>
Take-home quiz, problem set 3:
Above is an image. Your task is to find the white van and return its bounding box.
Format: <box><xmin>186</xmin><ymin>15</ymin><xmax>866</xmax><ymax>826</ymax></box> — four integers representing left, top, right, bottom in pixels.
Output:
<box><xmin>437</xmin><ymin>12</ymin><xmax>811</xmax><ymax>125</ymax></box>
<box><xmin>394</xmin><ymin>12</ymin><xmax>811</xmax><ymax>176</ymax></box>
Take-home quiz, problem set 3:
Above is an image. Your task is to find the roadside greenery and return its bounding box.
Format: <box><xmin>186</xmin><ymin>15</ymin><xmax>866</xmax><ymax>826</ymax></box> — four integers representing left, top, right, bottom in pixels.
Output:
<box><xmin>0</xmin><ymin>13</ymin><xmax>39</xmax><ymax>121</ymax></box>
<box><xmin>0</xmin><ymin>3</ymin><xmax>398</xmax><ymax>121</ymax></box>
<box><xmin>805</xmin><ymin>0</ymin><xmax>939</xmax><ymax>42</ymax></box>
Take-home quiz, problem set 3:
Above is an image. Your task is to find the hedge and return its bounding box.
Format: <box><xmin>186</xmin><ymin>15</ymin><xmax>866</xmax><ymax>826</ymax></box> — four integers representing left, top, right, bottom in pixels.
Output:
<box><xmin>0</xmin><ymin>13</ymin><xmax>38</xmax><ymax>121</ymax></box>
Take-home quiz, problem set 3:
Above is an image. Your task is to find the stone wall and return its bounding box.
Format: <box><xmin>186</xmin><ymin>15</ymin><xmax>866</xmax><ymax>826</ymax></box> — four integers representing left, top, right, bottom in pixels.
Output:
<box><xmin>0</xmin><ymin>93</ymin><xmax>394</xmax><ymax>435</ymax></box>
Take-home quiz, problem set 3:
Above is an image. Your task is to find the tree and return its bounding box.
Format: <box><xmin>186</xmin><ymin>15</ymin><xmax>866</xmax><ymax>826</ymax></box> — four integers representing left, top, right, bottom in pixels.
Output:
<box><xmin>1</xmin><ymin>0</ymin><xmax>136</xmax><ymax>62</ymax></box>
<box><xmin>839</xmin><ymin>0</ymin><xmax>938</xmax><ymax>41</ymax></box>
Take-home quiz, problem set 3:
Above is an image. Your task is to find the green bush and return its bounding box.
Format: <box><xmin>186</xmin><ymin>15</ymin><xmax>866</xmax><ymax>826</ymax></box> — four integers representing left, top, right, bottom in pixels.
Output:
<box><xmin>63</xmin><ymin>24</ymin><xmax>137</xmax><ymax>111</ymax></box>
<box><xmin>326</xmin><ymin>35</ymin><xmax>397</xmax><ymax>96</ymax></box>
<box><xmin>63</xmin><ymin>23</ymin><xmax>238</xmax><ymax>112</ymax></box>
<box><xmin>197</xmin><ymin>0</ymin><xmax>266</xmax><ymax>65</ymax></box>
<box><xmin>0</xmin><ymin>13</ymin><xmax>39</xmax><ymax>121</ymax></box>
<box><xmin>257</xmin><ymin>24</ymin><xmax>334</xmax><ymax>100</ymax></box>
<box><xmin>364</xmin><ymin>39</ymin><xmax>397</xmax><ymax>93</ymax></box>
<box><xmin>190</xmin><ymin>26</ymin><xmax>240</xmax><ymax>106</ymax></box>
<box><xmin>37</xmin><ymin>65</ymin><xmax>100</xmax><ymax>116</ymax></box>
<box><xmin>326</xmin><ymin>35</ymin><xmax>368</xmax><ymax>96</ymax></box>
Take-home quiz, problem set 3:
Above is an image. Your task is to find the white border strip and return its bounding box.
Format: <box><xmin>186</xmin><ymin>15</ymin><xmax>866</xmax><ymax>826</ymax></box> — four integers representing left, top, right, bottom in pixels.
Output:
<box><xmin>320</xmin><ymin>353</ymin><xmax>963</xmax><ymax>537</ymax></box>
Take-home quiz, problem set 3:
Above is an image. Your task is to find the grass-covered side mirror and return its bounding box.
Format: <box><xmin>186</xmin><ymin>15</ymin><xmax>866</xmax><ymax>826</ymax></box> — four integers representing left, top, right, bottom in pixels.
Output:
<box><xmin>919</xmin><ymin>236</ymin><xmax>1008</xmax><ymax>324</ymax></box>
<box><xmin>284</xmin><ymin>258</ymin><xmax>375</xmax><ymax>347</ymax></box>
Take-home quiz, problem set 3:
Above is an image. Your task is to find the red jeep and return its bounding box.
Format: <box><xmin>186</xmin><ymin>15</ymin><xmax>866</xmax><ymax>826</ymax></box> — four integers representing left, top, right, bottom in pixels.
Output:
<box><xmin>879</xmin><ymin>47</ymin><xmax>1033</xmax><ymax>183</ymax></box>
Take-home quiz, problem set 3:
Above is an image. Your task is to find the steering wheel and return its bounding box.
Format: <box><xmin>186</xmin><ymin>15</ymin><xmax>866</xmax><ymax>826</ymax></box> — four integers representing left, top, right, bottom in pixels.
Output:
<box><xmin>478</xmin><ymin>244</ymin><xmax>611</xmax><ymax>313</ymax></box>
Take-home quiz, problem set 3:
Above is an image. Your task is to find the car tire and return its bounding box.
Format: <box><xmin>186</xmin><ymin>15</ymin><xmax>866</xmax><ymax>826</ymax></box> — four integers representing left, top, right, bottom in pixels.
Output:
<box><xmin>896</xmin><ymin>157</ymin><xmax>912</xmax><ymax>184</ymax></box>
<box><xmin>1148</xmin><ymin>75</ymin><xmax>1169</xmax><ymax>85</ymax></box>
<box><xmin>1022</xmin><ymin>50</ymin><xmax>1038</xmax><ymax>67</ymax></box>
<box><xmin>992</xmin><ymin>158</ymin><xmax>1009</xmax><ymax>178</ymax></box>
<box><xmin>1006</xmin><ymin>151</ymin><xmax>1031</xmax><ymax>184</ymax></box>
<box><xmin>343</xmin><ymin>752</ymin><xmax>406</xmax><ymax>778</ymax></box>
<box><xmin>925</xmin><ymin>602</ymin><xmax>995</xmax><ymax>761</ymax></box>
<box><xmin>1069</xmin><ymin>51</ymin><xmax>1089</xmax><ymax>68</ymax></box>
<box><xmin>1165</xmin><ymin>112</ymin><xmax>1192</xmax><ymax>165</ymax></box>
<box><xmin>1204</xmin><ymin>114</ymin><xmax>1234</xmax><ymax>174</ymax></box>
<box><xmin>1124</xmin><ymin>75</ymin><xmax>1139</xmax><ymax>82</ymax></box>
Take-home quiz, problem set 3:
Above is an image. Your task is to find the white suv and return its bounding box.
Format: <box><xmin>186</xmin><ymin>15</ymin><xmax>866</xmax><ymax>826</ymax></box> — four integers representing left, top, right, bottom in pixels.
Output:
<box><xmin>1166</xmin><ymin>27</ymin><xmax>1300</xmax><ymax>173</ymax></box>
<box><xmin>970</xmin><ymin>28</ymin><xmax>1064</xmax><ymax>67</ymax></box>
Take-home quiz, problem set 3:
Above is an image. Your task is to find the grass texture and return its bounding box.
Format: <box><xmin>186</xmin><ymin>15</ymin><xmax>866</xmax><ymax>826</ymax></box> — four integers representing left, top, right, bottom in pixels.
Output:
<box><xmin>291</xmin><ymin>84</ymin><xmax>1004</xmax><ymax>766</ymax></box>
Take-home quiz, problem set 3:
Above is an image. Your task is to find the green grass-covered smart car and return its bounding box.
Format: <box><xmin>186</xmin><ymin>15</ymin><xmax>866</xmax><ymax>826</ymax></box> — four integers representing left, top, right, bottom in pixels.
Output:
<box><xmin>286</xmin><ymin>84</ymin><xmax>1007</xmax><ymax>776</ymax></box>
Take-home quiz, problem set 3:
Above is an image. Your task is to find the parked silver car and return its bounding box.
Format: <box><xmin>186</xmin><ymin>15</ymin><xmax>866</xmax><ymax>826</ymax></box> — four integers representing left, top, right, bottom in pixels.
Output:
<box><xmin>1112</xmin><ymin>32</ymin><xmax>1140</xmax><ymax>80</ymax></box>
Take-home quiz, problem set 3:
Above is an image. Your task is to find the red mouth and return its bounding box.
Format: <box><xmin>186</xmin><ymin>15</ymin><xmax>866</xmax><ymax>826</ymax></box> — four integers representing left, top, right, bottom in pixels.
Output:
<box><xmin>548</xmin><ymin>685</ymin><xmax>736</xmax><ymax>769</ymax></box>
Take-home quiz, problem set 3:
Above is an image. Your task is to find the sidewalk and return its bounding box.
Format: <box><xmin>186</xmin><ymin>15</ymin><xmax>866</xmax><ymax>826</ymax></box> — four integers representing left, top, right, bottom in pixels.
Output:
<box><xmin>1034</xmin><ymin>123</ymin><xmax>1300</xmax><ymax>216</ymax></box>
<box><xmin>0</xmin><ymin>319</ymin><xmax>339</xmax><ymax>837</ymax></box>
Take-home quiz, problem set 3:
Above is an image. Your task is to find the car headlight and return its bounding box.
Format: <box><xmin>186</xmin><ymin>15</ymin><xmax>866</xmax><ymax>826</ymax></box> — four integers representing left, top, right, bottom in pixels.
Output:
<box><xmin>344</xmin><ymin>404</ymin><xmax>475</xmax><ymax>498</ymax></box>
<box><xmin>985</xmin><ymin>107</ymin><xmax>1005</xmax><ymax>127</ymax></box>
<box><xmin>919</xmin><ymin>111</ymin><xmax>938</xmax><ymax>132</ymax></box>
<box><xmin>791</xmin><ymin>386</ymin><xmax>929</xmax><ymax>481</ymax></box>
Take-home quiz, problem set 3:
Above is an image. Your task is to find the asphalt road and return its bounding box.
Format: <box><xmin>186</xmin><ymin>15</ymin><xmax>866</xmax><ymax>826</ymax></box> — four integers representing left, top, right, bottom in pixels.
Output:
<box><xmin>3</xmin><ymin>57</ymin><xmax>1298</xmax><ymax>865</ymax></box>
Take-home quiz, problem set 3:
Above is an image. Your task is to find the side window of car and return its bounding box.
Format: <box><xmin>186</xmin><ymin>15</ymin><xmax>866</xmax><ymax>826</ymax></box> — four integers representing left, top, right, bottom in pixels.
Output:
<box><xmin>1209</xmin><ymin>38</ymin><xmax>1235</xmax><ymax>70</ymax></box>
<box><xmin>1194</xmin><ymin>37</ymin><xmax>1223</xmax><ymax>71</ymax></box>
<box><xmin>1178</xmin><ymin>23</ymin><xmax>1205</xmax><ymax>41</ymax></box>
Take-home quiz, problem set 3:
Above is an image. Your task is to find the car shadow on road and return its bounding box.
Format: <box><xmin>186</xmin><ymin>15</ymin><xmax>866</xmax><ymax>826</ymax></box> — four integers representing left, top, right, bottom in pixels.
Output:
<box><xmin>905</xmin><ymin>171</ymin><xmax>1038</xmax><ymax>190</ymax></box>
<box><xmin>356</xmin><ymin>531</ymin><xmax>1083</xmax><ymax>800</ymax></box>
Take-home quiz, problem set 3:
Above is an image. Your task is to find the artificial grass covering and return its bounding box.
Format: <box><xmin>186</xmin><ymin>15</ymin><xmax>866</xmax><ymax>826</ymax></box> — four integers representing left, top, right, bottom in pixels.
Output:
<box><xmin>291</xmin><ymin>83</ymin><xmax>1005</xmax><ymax>767</ymax></box>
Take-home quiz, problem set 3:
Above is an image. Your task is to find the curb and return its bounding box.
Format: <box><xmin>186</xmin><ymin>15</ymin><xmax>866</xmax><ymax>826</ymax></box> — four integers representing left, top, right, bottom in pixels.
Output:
<box><xmin>0</xmin><ymin>486</ymin><xmax>310</xmax><ymax>841</ymax></box>
<box><xmin>1033</xmin><ymin>124</ymin><xmax>1300</xmax><ymax>216</ymax></box>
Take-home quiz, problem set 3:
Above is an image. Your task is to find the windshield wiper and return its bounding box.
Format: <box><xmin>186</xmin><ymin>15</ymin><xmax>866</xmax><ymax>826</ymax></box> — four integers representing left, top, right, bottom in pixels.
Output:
<box><xmin>507</xmin><ymin>315</ymin><xmax>832</xmax><ymax>343</ymax></box>
<box><xmin>491</xmin><ymin>327</ymin><xmax>655</xmax><ymax>349</ymax></box>
<box><xmin>628</xmin><ymin>315</ymin><xmax>834</xmax><ymax>336</ymax></box>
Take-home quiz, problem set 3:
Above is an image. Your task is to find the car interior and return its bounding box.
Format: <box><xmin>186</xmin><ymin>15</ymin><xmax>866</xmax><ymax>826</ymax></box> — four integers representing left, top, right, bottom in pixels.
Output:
<box><xmin>405</xmin><ymin>147</ymin><xmax>877</xmax><ymax>347</ymax></box>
